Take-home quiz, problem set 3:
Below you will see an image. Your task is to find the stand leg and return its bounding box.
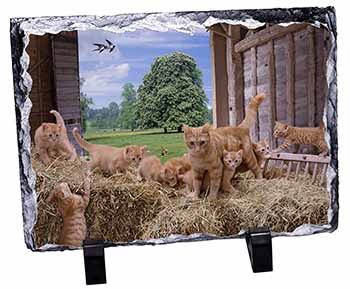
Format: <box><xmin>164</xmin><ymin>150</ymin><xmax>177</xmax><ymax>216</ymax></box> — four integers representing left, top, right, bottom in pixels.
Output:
<box><xmin>245</xmin><ymin>227</ymin><xmax>273</xmax><ymax>273</ymax></box>
<box><xmin>83</xmin><ymin>240</ymin><xmax>107</xmax><ymax>285</ymax></box>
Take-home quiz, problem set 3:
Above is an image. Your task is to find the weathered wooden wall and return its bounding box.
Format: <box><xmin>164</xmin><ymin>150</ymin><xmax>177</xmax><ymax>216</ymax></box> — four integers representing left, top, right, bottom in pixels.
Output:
<box><xmin>26</xmin><ymin>31</ymin><xmax>83</xmax><ymax>153</ymax></box>
<box><xmin>211</xmin><ymin>23</ymin><xmax>330</xmax><ymax>149</ymax></box>
<box><xmin>27</xmin><ymin>34</ymin><xmax>56</xmax><ymax>132</ymax></box>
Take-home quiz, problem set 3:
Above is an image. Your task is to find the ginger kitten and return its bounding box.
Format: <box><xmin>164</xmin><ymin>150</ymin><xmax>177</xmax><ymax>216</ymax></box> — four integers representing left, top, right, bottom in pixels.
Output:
<box><xmin>179</xmin><ymin>149</ymin><xmax>243</xmax><ymax>198</ymax></box>
<box><xmin>220</xmin><ymin>149</ymin><xmax>243</xmax><ymax>193</ymax></box>
<box><xmin>183</xmin><ymin>122</ymin><xmax>261</xmax><ymax>200</ymax></box>
<box><xmin>34</xmin><ymin>110</ymin><xmax>77</xmax><ymax>165</ymax></box>
<box><xmin>137</xmin><ymin>155</ymin><xmax>163</xmax><ymax>183</ymax></box>
<box><xmin>160</xmin><ymin>154</ymin><xmax>192</xmax><ymax>187</ymax></box>
<box><xmin>273</xmin><ymin>121</ymin><xmax>328</xmax><ymax>156</ymax></box>
<box><xmin>46</xmin><ymin>167</ymin><xmax>90</xmax><ymax>247</ymax></box>
<box><xmin>73</xmin><ymin>128</ymin><xmax>147</xmax><ymax>175</ymax></box>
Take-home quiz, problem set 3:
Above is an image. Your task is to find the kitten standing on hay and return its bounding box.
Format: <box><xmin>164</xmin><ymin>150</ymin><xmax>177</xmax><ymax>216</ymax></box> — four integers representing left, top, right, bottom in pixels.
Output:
<box><xmin>34</xmin><ymin>110</ymin><xmax>77</xmax><ymax>165</ymax></box>
<box><xmin>73</xmin><ymin>127</ymin><xmax>147</xmax><ymax>175</ymax></box>
<box><xmin>46</xmin><ymin>161</ymin><xmax>91</xmax><ymax>247</ymax></box>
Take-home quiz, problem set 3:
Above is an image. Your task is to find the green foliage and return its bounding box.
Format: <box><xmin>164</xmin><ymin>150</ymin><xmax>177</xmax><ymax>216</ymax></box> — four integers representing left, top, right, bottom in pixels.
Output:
<box><xmin>117</xmin><ymin>83</ymin><xmax>138</xmax><ymax>130</ymax></box>
<box><xmin>80</xmin><ymin>78</ymin><xmax>94</xmax><ymax>132</ymax></box>
<box><xmin>88</xmin><ymin>102</ymin><xmax>120</xmax><ymax>129</ymax></box>
<box><xmin>135</xmin><ymin>52</ymin><xmax>208</xmax><ymax>132</ymax></box>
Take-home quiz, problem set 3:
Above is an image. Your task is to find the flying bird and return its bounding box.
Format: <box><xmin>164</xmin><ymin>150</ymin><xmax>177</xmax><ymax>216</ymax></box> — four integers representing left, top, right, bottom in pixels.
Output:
<box><xmin>92</xmin><ymin>39</ymin><xmax>117</xmax><ymax>53</ymax></box>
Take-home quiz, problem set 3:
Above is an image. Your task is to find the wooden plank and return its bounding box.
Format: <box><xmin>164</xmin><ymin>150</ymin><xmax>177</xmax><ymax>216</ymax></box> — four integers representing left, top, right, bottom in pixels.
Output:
<box><xmin>311</xmin><ymin>162</ymin><xmax>318</xmax><ymax>183</ymax></box>
<box><xmin>235</xmin><ymin>23</ymin><xmax>308</xmax><ymax>53</ymax></box>
<box><xmin>52</xmin><ymin>55</ymin><xmax>78</xmax><ymax>64</ymax></box>
<box><xmin>304</xmin><ymin>162</ymin><xmax>310</xmax><ymax>177</ymax></box>
<box><xmin>286</xmin><ymin>161</ymin><xmax>292</xmax><ymax>179</ymax></box>
<box><xmin>268</xmin><ymin>152</ymin><xmax>331</xmax><ymax>164</ymax></box>
<box><xmin>307</xmin><ymin>25</ymin><xmax>316</xmax><ymax>127</ymax></box>
<box><xmin>210</xmin><ymin>31</ymin><xmax>217</xmax><ymax>128</ymax></box>
<box><xmin>56</xmin><ymin>86</ymin><xmax>80</xmax><ymax>95</ymax></box>
<box><xmin>211</xmin><ymin>27</ymin><xmax>229</xmax><ymax>127</ymax></box>
<box><xmin>250</xmin><ymin>46</ymin><xmax>259</xmax><ymax>141</ymax></box>
<box><xmin>56</xmin><ymin>79</ymin><xmax>80</xmax><ymax>88</ymax></box>
<box><xmin>226</xmin><ymin>25</ymin><xmax>235</xmax><ymax>126</ymax></box>
<box><xmin>295</xmin><ymin>161</ymin><xmax>301</xmax><ymax>180</ymax></box>
<box><xmin>286</xmin><ymin>33</ymin><xmax>295</xmax><ymax>126</ymax></box>
<box><xmin>268</xmin><ymin>40</ymin><xmax>277</xmax><ymax>148</ymax></box>
<box><xmin>320</xmin><ymin>164</ymin><xmax>327</xmax><ymax>185</ymax></box>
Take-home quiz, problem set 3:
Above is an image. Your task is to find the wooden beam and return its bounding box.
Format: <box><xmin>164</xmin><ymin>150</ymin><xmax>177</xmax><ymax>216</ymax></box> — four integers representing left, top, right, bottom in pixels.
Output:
<box><xmin>286</xmin><ymin>33</ymin><xmax>295</xmax><ymax>126</ymax></box>
<box><xmin>268</xmin><ymin>40</ymin><xmax>277</xmax><ymax>148</ymax></box>
<box><xmin>210</xmin><ymin>31</ymin><xmax>218</xmax><ymax>128</ymax></box>
<box><xmin>235</xmin><ymin>23</ymin><xmax>308</xmax><ymax>53</ymax></box>
<box><xmin>250</xmin><ymin>46</ymin><xmax>259</xmax><ymax>141</ymax></box>
<box><xmin>232</xmin><ymin>45</ymin><xmax>244</xmax><ymax>124</ymax></box>
<box><xmin>226</xmin><ymin>25</ymin><xmax>235</xmax><ymax>126</ymax></box>
<box><xmin>307</xmin><ymin>25</ymin><xmax>316</xmax><ymax>127</ymax></box>
<box><xmin>268</xmin><ymin>152</ymin><xmax>331</xmax><ymax>164</ymax></box>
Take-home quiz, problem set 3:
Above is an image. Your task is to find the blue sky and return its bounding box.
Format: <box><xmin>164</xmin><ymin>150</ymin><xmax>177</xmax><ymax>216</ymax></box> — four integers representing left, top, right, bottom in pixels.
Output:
<box><xmin>78</xmin><ymin>29</ymin><xmax>212</xmax><ymax>109</ymax></box>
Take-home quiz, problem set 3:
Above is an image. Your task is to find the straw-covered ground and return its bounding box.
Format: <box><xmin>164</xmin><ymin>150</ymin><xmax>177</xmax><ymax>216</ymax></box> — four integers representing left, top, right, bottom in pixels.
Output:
<box><xmin>32</xmin><ymin>155</ymin><xmax>330</xmax><ymax>248</ymax></box>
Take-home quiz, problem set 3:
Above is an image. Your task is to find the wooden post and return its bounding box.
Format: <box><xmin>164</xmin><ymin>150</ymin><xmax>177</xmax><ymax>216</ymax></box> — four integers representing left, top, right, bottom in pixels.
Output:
<box><xmin>307</xmin><ymin>25</ymin><xmax>316</xmax><ymax>127</ymax></box>
<box><xmin>210</xmin><ymin>31</ymin><xmax>218</xmax><ymax>128</ymax></box>
<box><xmin>268</xmin><ymin>40</ymin><xmax>277</xmax><ymax>148</ymax></box>
<box><xmin>250</xmin><ymin>46</ymin><xmax>259</xmax><ymax>141</ymax></box>
<box><xmin>230</xmin><ymin>26</ymin><xmax>244</xmax><ymax>125</ymax></box>
<box><xmin>226</xmin><ymin>25</ymin><xmax>235</xmax><ymax>126</ymax></box>
<box><xmin>286</xmin><ymin>33</ymin><xmax>295</xmax><ymax>126</ymax></box>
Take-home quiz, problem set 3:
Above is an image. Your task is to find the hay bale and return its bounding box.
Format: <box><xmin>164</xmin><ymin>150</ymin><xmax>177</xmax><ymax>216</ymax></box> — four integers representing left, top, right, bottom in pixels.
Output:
<box><xmin>141</xmin><ymin>175</ymin><xmax>329</xmax><ymax>239</ymax></box>
<box><xmin>33</xmin><ymin>156</ymin><xmax>178</xmax><ymax>248</ymax></box>
<box><xmin>33</xmin><ymin>155</ymin><xmax>329</xmax><ymax>248</ymax></box>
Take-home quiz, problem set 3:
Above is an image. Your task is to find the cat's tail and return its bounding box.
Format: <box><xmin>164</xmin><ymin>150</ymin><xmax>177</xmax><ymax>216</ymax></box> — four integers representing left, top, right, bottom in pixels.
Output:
<box><xmin>72</xmin><ymin>127</ymin><xmax>94</xmax><ymax>152</ymax></box>
<box><xmin>50</xmin><ymin>110</ymin><xmax>66</xmax><ymax>128</ymax></box>
<box><xmin>238</xmin><ymin>94</ymin><xmax>265</xmax><ymax>129</ymax></box>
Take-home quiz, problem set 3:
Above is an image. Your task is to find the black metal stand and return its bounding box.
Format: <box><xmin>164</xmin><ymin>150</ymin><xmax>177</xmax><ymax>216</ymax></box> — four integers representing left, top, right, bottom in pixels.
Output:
<box><xmin>245</xmin><ymin>227</ymin><xmax>273</xmax><ymax>273</ymax></box>
<box><xmin>83</xmin><ymin>240</ymin><xmax>107</xmax><ymax>285</ymax></box>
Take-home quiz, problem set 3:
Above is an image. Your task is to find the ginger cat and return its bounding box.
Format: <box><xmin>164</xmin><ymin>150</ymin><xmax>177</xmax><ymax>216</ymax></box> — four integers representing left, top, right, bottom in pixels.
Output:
<box><xmin>34</xmin><ymin>110</ymin><xmax>77</xmax><ymax>165</ymax></box>
<box><xmin>220</xmin><ymin>149</ymin><xmax>244</xmax><ymax>193</ymax></box>
<box><xmin>179</xmin><ymin>149</ymin><xmax>243</xmax><ymax>197</ymax></box>
<box><xmin>73</xmin><ymin>127</ymin><xmax>147</xmax><ymax>174</ymax></box>
<box><xmin>46</xmin><ymin>166</ymin><xmax>90</xmax><ymax>247</ymax></box>
<box><xmin>137</xmin><ymin>155</ymin><xmax>163</xmax><ymax>183</ymax></box>
<box><xmin>183</xmin><ymin>122</ymin><xmax>261</xmax><ymax>200</ymax></box>
<box><xmin>160</xmin><ymin>154</ymin><xmax>192</xmax><ymax>187</ymax></box>
<box><xmin>273</xmin><ymin>121</ymin><xmax>328</xmax><ymax>156</ymax></box>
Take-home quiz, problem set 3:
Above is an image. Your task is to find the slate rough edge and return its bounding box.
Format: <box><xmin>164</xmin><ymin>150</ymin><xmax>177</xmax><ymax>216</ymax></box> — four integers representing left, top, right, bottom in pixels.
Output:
<box><xmin>9</xmin><ymin>6</ymin><xmax>338</xmax><ymax>252</ymax></box>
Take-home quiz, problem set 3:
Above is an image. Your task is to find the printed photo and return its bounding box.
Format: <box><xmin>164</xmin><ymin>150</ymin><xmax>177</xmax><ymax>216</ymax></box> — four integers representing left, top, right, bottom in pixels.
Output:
<box><xmin>12</xmin><ymin>9</ymin><xmax>336</xmax><ymax>249</ymax></box>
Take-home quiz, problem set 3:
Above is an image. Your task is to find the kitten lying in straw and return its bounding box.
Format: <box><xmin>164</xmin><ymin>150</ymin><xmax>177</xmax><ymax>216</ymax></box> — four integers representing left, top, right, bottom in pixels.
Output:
<box><xmin>34</xmin><ymin>110</ymin><xmax>77</xmax><ymax>165</ymax></box>
<box><xmin>46</xmin><ymin>164</ymin><xmax>90</xmax><ymax>247</ymax></box>
<box><xmin>73</xmin><ymin>127</ymin><xmax>147</xmax><ymax>175</ymax></box>
<box><xmin>160</xmin><ymin>154</ymin><xmax>192</xmax><ymax>187</ymax></box>
<box><xmin>273</xmin><ymin>121</ymin><xmax>328</xmax><ymax>156</ymax></box>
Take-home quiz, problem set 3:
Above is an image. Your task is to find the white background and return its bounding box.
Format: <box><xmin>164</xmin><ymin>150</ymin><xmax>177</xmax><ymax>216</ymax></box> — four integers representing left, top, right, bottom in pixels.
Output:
<box><xmin>0</xmin><ymin>0</ymin><xmax>349</xmax><ymax>288</ymax></box>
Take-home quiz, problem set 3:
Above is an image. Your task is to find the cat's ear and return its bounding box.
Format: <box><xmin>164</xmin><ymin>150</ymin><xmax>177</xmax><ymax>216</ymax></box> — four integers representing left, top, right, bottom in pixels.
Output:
<box><xmin>183</xmin><ymin>124</ymin><xmax>191</xmax><ymax>135</ymax></box>
<box><xmin>177</xmin><ymin>166</ymin><xmax>186</xmax><ymax>175</ymax></box>
<box><xmin>57</xmin><ymin>124</ymin><xmax>62</xmax><ymax>130</ymax></box>
<box><xmin>140</xmin><ymin>146</ymin><xmax>148</xmax><ymax>154</ymax></box>
<box><xmin>125</xmin><ymin>146</ymin><xmax>132</xmax><ymax>156</ymax></box>
<box><xmin>42</xmin><ymin>123</ymin><xmax>48</xmax><ymax>131</ymax></box>
<box><xmin>223</xmin><ymin>149</ymin><xmax>228</xmax><ymax>156</ymax></box>
<box><xmin>201</xmin><ymin>122</ymin><xmax>211</xmax><ymax>134</ymax></box>
<box><xmin>238</xmin><ymin>149</ymin><xmax>244</xmax><ymax>156</ymax></box>
<box><xmin>252</xmin><ymin>143</ymin><xmax>257</xmax><ymax>150</ymax></box>
<box><xmin>283</xmin><ymin>124</ymin><xmax>289</xmax><ymax>130</ymax></box>
<box><xmin>46</xmin><ymin>191</ymin><xmax>56</xmax><ymax>203</ymax></box>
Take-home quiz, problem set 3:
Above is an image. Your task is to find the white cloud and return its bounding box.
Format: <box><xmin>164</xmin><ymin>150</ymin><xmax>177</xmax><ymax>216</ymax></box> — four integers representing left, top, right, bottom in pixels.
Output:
<box><xmin>81</xmin><ymin>63</ymin><xmax>129</xmax><ymax>99</ymax></box>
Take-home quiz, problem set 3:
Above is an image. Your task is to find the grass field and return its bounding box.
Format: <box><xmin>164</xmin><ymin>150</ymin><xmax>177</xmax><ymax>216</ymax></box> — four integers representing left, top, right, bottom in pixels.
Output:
<box><xmin>84</xmin><ymin>128</ymin><xmax>187</xmax><ymax>162</ymax></box>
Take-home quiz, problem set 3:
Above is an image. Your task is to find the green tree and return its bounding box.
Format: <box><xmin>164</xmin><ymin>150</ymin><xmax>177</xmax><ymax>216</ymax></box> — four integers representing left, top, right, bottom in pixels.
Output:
<box><xmin>80</xmin><ymin>78</ymin><xmax>94</xmax><ymax>132</ymax></box>
<box><xmin>118</xmin><ymin>83</ymin><xmax>137</xmax><ymax>130</ymax></box>
<box><xmin>135</xmin><ymin>52</ymin><xmax>208</xmax><ymax>133</ymax></box>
